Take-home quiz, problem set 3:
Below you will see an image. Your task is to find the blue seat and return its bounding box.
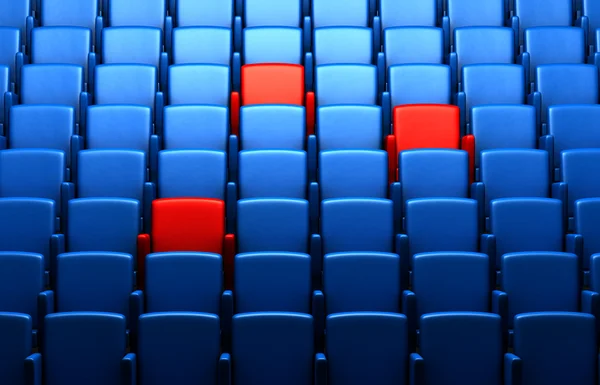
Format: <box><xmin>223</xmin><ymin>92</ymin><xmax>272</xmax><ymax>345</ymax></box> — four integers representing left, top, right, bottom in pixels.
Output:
<box><xmin>324</xmin><ymin>312</ymin><xmax>408</xmax><ymax>385</ymax></box>
<box><xmin>0</xmin><ymin>65</ymin><xmax>11</xmax><ymax>131</ymax></box>
<box><xmin>312</xmin><ymin>0</ymin><xmax>369</xmax><ymax>28</ymax></box>
<box><xmin>573</xmin><ymin>199</ymin><xmax>600</xmax><ymax>272</ymax></box>
<box><xmin>383</xmin><ymin>27</ymin><xmax>444</xmax><ymax>70</ymax></box>
<box><xmin>108</xmin><ymin>0</ymin><xmax>167</xmax><ymax>30</ymax></box>
<box><xmin>472</xmin><ymin>105</ymin><xmax>537</xmax><ymax>178</ymax></box>
<box><xmin>318</xmin><ymin>150</ymin><xmax>387</xmax><ymax>199</ymax></box>
<box><xmin>555</xmin><ymin>149</ymin><xmax>600</xmax><ymax>222</ymax></box>
<box><xmin>244</xmin><ymin>0</ymin><xmax>302</xmax><ymax>27</ymax></box>
<box><xmin>238</xmin><ymin>150</ymin><xmax>307</xmax><ymax>199</ymax></box>
<box><xmin>158</xmin><ymin>150</ymin><xmax>227</xmax><ymax>199</ymax></box>
<box><xmin>0</xmin><ymin>253</ymin><xmax>48</xmax><ymax>330</ymax></box>
<box><xmin>506</xmin><ymin>312</ymin><xmax>597</xmax><ymax>385</ymax></box>
<box><xmin>313</xmin><ymin>27</ymin><xmax>373</xmax><ymax>65</ymax></box>
<box><xmin>0</xmin><ymin>0</ymin><xmax>32</xmax><ymax>42</ymax></box>
<box><xmin>176</xmin><ymin>0</ymin><xmax>233</xmax><ymax>27</ymax></box>
<box><xmin>512</xmin><ymin>0</ymin><xmax>573</xmax><ymax>44</ymax></box>
<box><xmin>243</xmin><ymin>27</ymin><xmax>303</xmax><ymax>65</ymax></box>
<box><xmin>315</xmin><ymin>64</ymin><xmax>378</xmax><ymax>106</ymax></box>
<box><xmin>316</xmin><ymin>105</ymin><xmax>382</xmax><ymax>151</ymax></box>
<box><xmin>43</xmin><ymin>312</ymin><xmax>135</xmax><ymax>385</ymax></box>
<box><xmin>544</xmin><ymin>105</ymin><xmax>600</xmax><ymax>180</ymax></box>
<box><xmin>138</xmin><ymin>313</ymin><xmax>229</xmax><ymax>385</ymax></box>
<box><xmin>0</xmin><ymin>198</ymin><xmax>61</xmax><ymax>271</ymax></box>
<box><xmin>163</xmin><ymin>105</ymin><xmax>229</xmax><ymax>150</ymax></box>
<box><xmin>145</xmin><ymin>252</ymin><xmax>225</xmax><ymax>313</ymax></box>
<box><xmin>240</xmin><ymin>105</ymin><xmax>305</xmax><ymax>150</ymax></box>
<box><xmin>443</xmin><ymin>0</ymin><xmax>506</xmax><ymax>47</ymax></box>
<box><xmin>232</xmin><ymin>312</ymin><xmax>314</xmax><ymax>385</ymax></box>
<box><xmin>485</xmin><ymin>198</ymin><xmax>564</xmax><ymax>269</ymax></box>
<box><xmin>0</xmin><ymin>27</ymin><xmax>20</xmax><ymax>83</ymax></box>
<box><xmin>402</xmin><ymin>199</ymin><xmax>479</xmax><ymax>258</ymax></box>
<box><xmin>415</xmin><ymin>312</ymin><xmax>503</xmax><ymax>385</ymax></box>
<box><xmin>379</xmin><ymin>0</ymin><xmax>437</xmax><ymax>29</ymax></box>
<box><xmin>385</xmin><ymin>64</ymin><xmax>451</xmax><ymax>110</ymax></box>
<box><xmin>66</xmin><ymin>198</ymin><xmax>141</xmax><ymax>257</ymax></box>
<box><xmin>582</xmin><ymin>0</ymin><xmax>600</xmax><ymax>50</ymax></box>
<box><xmin>323</xmin><ymin>252</ymin><xmax>401</xmax><ymax>313</ymax></box>
<box><xmin>473</xmin><ymin>149</ymin><xmax>549</xmax><ymax>220</ymax></box>
<box><xmin>173</xmin><ymin>27</ymin><xmax>232</xmax><ymax>65</ymax></box>
<box><xmin>168</xmin><ymin>64</ymin><xmax>230</xmax><ymax>106</ymax></box>
<box><xmin>21</xmin><ymin>64</ymin><xmax>86</xmax><ymax>124</ymax></box>
<box><xmin>531</xmin><ymin>64</ymin><xmax>599</xmax><ymax>130</ymax></box>
<box><xmin>237</xmin><ymin>198</ymin><xmax>310</xmax><ymax>253</ymax></box>
<box><xmin>40</xmin><ymin>0</ymin><xmax>99</xmax><ymax>44</ymax></box>
<box><xmin>0</xmin><ymin>313</ymin><xmax>39</xmax><ymax>385</ymax></box>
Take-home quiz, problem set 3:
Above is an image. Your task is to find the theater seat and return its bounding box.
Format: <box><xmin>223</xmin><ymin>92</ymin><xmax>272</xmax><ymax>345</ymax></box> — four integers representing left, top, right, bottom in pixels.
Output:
<box><xmin>316</xmin><ymin>105</ymin><xmax>382</xmax><ymax>151</ymax></box>
<box><xmin>581</xmin><ymin>0</ymin><xmax>600</xmax><ymax>51</ymax></box>
<box><xmin>0</xmin><ymin>313</ymin><xmax>39</xmax><ymax>385</ymax></box>
<box><xmin>379</xmin><ymin>0</ymin><xmax>437</xmax><ymax>29</ymax></box>
<box><xmin>175</xmin><ymin>0</ymin><xmax>233</xmax><ymax>28</ymax></box>
<box><xmin>240</xmin><ymin>105</ymin><xmax>305</xmax><ymax>150</ymax></box>
<box><xmin>40</xmin><ymin>0</ymin><xmax>100</xmax><ymax>44</ymax></box>
<box><xmin>382</xmin><ymin>27</ymin><xmax>444</xmax><ymax>71</ymax></box>
<box><xmin>172</xmin><ymin>27</ymin><xmax>232</xmax><ymax>65</ymax></box>
<box><xmin>512</xmin><ymin>0</ymin><xmax>573</xmax><ymax>44</ymax></box>
<box><xmin>243</xmin><ymin>26</ymin><xmax>304</xmax><ymax>65</ymax></box>
<box><xmin>571</xmin><ymin>199</ymin><xmax>600</xmax><ymax>274</ymax></box>
<box><xmin>312</xmin><ymin>0</ymin><xmax>370</xmax><ymax>28</ymax></box>
<box><xmin>313</xmin><ymin>27</ymin><xmax>373</xmax><ymax>65</ymax></box>
<box><xmin>163</xmin><ymin>105</ymin><xmax>230</xmax><ymax>151</ymax></box>
<box><xmin>0</xmin><ymin>27</ymin><xmax>21</xmax><ymax>83</ymax></box>
<box><xmin>243</xmin><ymin>0</ymin><xmax>303</xmax><ymax>27</ymax></box>
<box><xmin>0</xmin><ymin>0</ymin><xmax>33</xmax><ymax>45</ymax></box>
<box><xmin>443</xmin><ymin>0</ymin><xmax>506</xmax><ymax>49</ymax></box>
<box><xmin>168</xmin><ymin>64</ymin><xmax>231</xmax><ymax>106</ymax></box>
<box><xmin>316</xmin><ymin>64</ymin><xmax>378</xmax><ymax>106</ymax></box>
<box><xmin>0</xmin><ymin>66</ymin><xmax>11</xmax><ymax>133</ymax></box>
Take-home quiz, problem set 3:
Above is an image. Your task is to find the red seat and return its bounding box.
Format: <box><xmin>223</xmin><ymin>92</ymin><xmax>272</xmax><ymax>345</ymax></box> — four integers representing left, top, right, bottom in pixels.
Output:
<box><xmin>241</xmin><ymin>63</ymin><xmax>315</xmax><ymax>134</ymax></box>
<box><xmin>386</xmin><ymin>104</ymin><xmax>474</xmax><ymax>183</ymax></box>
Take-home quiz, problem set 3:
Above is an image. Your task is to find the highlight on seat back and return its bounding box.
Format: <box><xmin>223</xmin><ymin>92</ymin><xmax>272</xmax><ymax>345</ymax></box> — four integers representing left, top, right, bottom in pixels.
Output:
<box><xmin>318</xmin><ymin>150</ymin><xmax>387</xmax><ymax>199</ymax></box>
<box><xmin>418</xmin><ymin>312</ymin><xmax>502</xmax><ymax>385</ymax></box>
<box><xmin>314</xmin><ymin>27</ymin><xmax>373</xmax><ymax>65</ymax></box>
<box><xmin>158</xmin><ymin>150</ymin><xmax>227</xmax><ymax>199</ymax></box>
<box><xmin>317</xmin><ymin>105</ymin><xmax>382</xmax><ymax>151</ymax></box>
<box><xmin>380</xmin><ymin>0</ymin><xmax>437</xmax><ymax>29</ymax></box>
<box><xmin>0</xmin><ymin>312</ymin><xmax>37</xmax><ymax>385</ymax></box>
<box><xmin>138</xmin><ymin>313</ymin><xmax>224</xmax><ymax>385</ymax></box>
<box><xmin>176</xmin><ymin>0</ymin><xmax>233</xmax><ymax>27</ymax></box>
<box><xmin>312</xmin><ymin>0</ymin><xmax>370</xmax><ymax>28</ymax></box>
<box><xmin>323</xmin><ymin>252</ymin><xmax>401</xmax><ymax>313</ymax></box>
<box><xmin>235</xmin><ymin>252</ymin><xmax>311</xmax><ymax>313</ymax></box>
<box><xmin>324</xmin><ymin>312</ymin><xmax>408</xmax><ymax>385</ymax></box>
<box><xmin>168</xmin><ymin>64</ymin><xmax>231</xmax><ymax>106</ymax></box>
<box><xmin>0</xmin><ymin>27</ymin><xmax>19</xmax><ymax>82</ymax></box>
<box><xmin>236</xmin><ymin>198</ymin><xmax>309</xmax><ymax>253</ymax></box>
<box><xmin>41</xmin><ymin>0</ymin><xmax>99</xmax><ymax>40</ymax></box>
<box><xmin>244</xmin><ymin>0</ymin><xmax>303</xmax><ymax>27</ymax></box>
<box><xmin>173</xmin><ymin>27</ymin><xmax>232</xmax><ymax>65</ymax></box>
<box><xmin>240</xmin><ymin>105</ymin><xmax>305</xmax><ymax>150</ymax></box>
<box><xmin>67</xmin><ymin>198</ymin><xmax>141</xmax><ymax>257</ymax></box>
<box><xmin>163</xmin><ymin>105</ymin><xmax>229</xmax><ymax>150</ymax></box>
<box><xmin>0</xmin><ymin>253</ymin><xmax>45</xmax><ymax>329</ymax></box>
<box><xmin>43</xmin><ymin>312</ymin><xmax>132</xmax><ymax>385</ymax></box>
<box><xmin>315</xmin><ymin>64</ymin><xmax>378</xmax><ymax>105</ymax></box>
<box><xmin>444</xmin><ymin>0</ymin><xmax>505</xmax><ymax>42</ymax></box>
<box><xmin>0</xmin><ymin>0</ymin><xmax>30</xmax><ymax>37</ymax></box>
<box><xmin>488</xmin><ymin>198</ymin><xmax>564</xmax><ymax>269</ymax></box>
<box><xmin>108</xmin><ymin>0</ymin><xmax>167</xmax><ymax>29</ymax></box>
<box><xmin>145</xmin><ymin>252</ymin><xmax>223</xmax><ymax>313</ymax></box>
<box><xmin>102</xmin><ymin>26</ymin><xmax>165</xmax><ymax>70</ymax></box>
<box><xmin>241</xmin><ymin>63</ymin><xmax>305</xmax><ymax>105</ymax></box>
<box><xmin>513</xmin><ymin>0</ymin><xmax>573</xmax><ymax>44</ymax></box>
<box><xmin>232</xmin><ymin>312</ymin><xmax>314</xmax><ymax>385</ymax></box>
<box><xmin>321</xmin><ymin>198</ymin><xmax>394</xmax><ymax>255</ymax></box>
<box><xmin>238</xmin><ymin>150</ymin><xmax>307</xmax><ymax>199</ymax></box>
<box><xmin>574</xmin><ymin>199</ymin><xmax>600</xmax><ymax>270</ymax></box>
<box><xmin>383</xmin><ymin>27</ymin><xmax>444</xmax><ymax>69</ymax></box>
<box><xmin>509</xmin><ymin>312</ymin><xmax>596</xmax><ymax>385</ymax></box>
<box><xmin>243</xmin><ymin>27</ymin><xmax>303</xmax><ymax>64</ymax></box>
<box><xmin>558</xmin><ymin>149</ymin><xmax>600</xmax><ymax>219</ymax></box>
<box><xmin>403</xmin><ymin>198</ymin><xmax>479</xmax><ymax>257</ymax></box>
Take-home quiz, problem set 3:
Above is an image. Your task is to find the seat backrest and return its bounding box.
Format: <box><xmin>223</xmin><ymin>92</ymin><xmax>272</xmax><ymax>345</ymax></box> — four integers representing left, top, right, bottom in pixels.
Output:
<box><xmin>235</xmin><ymin>252</ymin><xmax>311</xmax><ymax>313</ymax></box>
<box><xmin>472</xmin><ymin>105</ymin><xmax>537</xmax><ymax>169</ymax></box>
<box><xmin>55</xmin><ymin>252</ymin><xmax>133</xmax><ymax>319</ymax></box>
<box><xmin>0</xmin><ymin>27</ymin><xmax>21</xmax><ymax>81</ymax></box>
<box><xmin>319</xmin><ymin>150</ymin><xmax>387</xmax><ymax>199</ymax></box>
<box><xmin>8</xmin><ymin>105</ymin><xmax>75</xmax><ymax>166</ymax></box>
<box><xmin>412</xmin><ymin>252</ymin><xmax>490</xmax><ymax>317</ymax></box>
<box><xmin>77</xmin><ymin>150</ymin><xmax>146</xmax><ymax>202</ymax></box>
<box><xmin>314</xmin><ymin>27</ymin><xmax>372</xmax><ymax>65</ymax></box>
<box><xmin>575</xmin><ymin>198</ymin><xmax>600</xmax><ymax>270</ymax></box>
<box><xmin>240</xmin><ymin>105</ymin><xmax>305</xmax><ymax>150</ymax></box>
<box><xmin>158</xmin><ymin>150</ymin><xmax>226</xmax><ymax>199</ymax></box>
<box><xmin>0</xmin><ymin>253</ymin><xmax>44</xmax><ymax>328</ymax></box>
<box><xmin>0</xmin><ymin>149</ymin><xmax>66</xmax><ymax>212</ymax></box>
<box><xmin>31</xmin><ymin>27</ymin><xmax>92</xmax><ymax>79</ymax></box>
<box><xmin>244</xmin><ymin>0</ymin><xmax>302</xmax><ymax>27</ymax></box>
<box><xmin>323</xmin><ymin>252</ymin><xmax>401</xmax><ymax>314</ymax></box>
<box><xmin>168</xmin><ymin>64</ymin><xmax>230</xmax><ymax>106</ymax></box>
<box><xmin>548</xmin><ymin>105</ymin><xmax>600</xmax><ymax>170</ymax></box>
<box><xmin>241</xmin><ymin>63</ymin><xmax>305</xmax><ymax>105</ymax></box>
<box><xmin>67</xmin><ymin>198</ymin><xmax>140</xmax><ymax>256</ymax></box>
<box><xmin>0</xmin><ymin>65</ymin><xmax>8</xmax><ymax>124</ymax></box>
<box><xmin>321</xmin><ymin>198</ymin><xmax>394</xmax><ymax>254</ymax></box>
<box><xmin>447</xmin><ymin>0</ymin><xmax>505</xmax><ymax>35</ymax></box>
<box><xmin>237</xmin><ymin>198</ymin><xmax>309</xmax><ymax>253</ymax></box>
<box><xmin>513</xmin><ymin>312</ymin><xmax>596</xmax><ymax>385</ymax></box>
<box><xmin>561</xmin><ymin>149</ymin><xmax>600</xmax><ymax>217</ymax></box>
<box><xmin>0</xmin><ymin>0</ymin><xmax>30</xmax><ymax>36</ymax></box>
<box><xmin>152</xmin><ymin>198</ymin><xmax>225</xmax><ymax>253</ymax></box>
<box><xmin>490</xmin><ymin>198</ymin><xmax>564</xmax><ymax>268</ymax></box>
<box><xmin>138</xmin><ymin>312</ymin><xmax>221</xmax><ymax>385</ymax></box>
<box><xmin>43</xmin><ymin>312</ymin><xmax>127</xmax><ymax>385</ymax></box>
<box><xmin>238</xmin><ymin>150</ymin><xmax>307</xmax><ymax>199</ymax></box>
<box><xmin>584</xmin><ymin>0</ymin><xmax>600</xmax><ymax>46</ymax></box>
<box><xmin>419</xmin><ymin>312</ymin><xmax>502</xmax><ymax>385</ymax></box>
<box><xmin>380</xmin><ymin>0</ymin><xmax>437</xmax><ymax>29</ymax></box>
<box><xmin>462</xmin><ymin>64</ymin><xmax>525</xmax><ymax>114</ymax></box>
<box><xmin>393</xmin><ymin>105</ymin><xmax>460</xmax><ymax>154</ymax></box>
<box><xmin>317</xmin><ymin>105</ymin><xmax>382</xmax><ymax>150</ymax></box>
<box><xmin>41</xmin><ymin>0</ymin><xmax>98</xmax><ymax>35</ymax></box>
<box><xmin>243</xmin><ymin>27</ymin><xmax>303</xmax><ymax>65</ymax></box>
<box><xmin>232</xmin><ymin>312</ymin><xmax>314</xmax><ymax>385</ymax></box>
<box><xmin>102</xmin><ymin>27</ymin><xmax>162</xmax><ymax>67</ymax></box>
<box><xmin>163</xmin><ymin>105</ymin><xmax>229</xmax><ymax>150</ymax></box>
<box><xmin>405</xmin><ymin>198</ymin><xmax>479</xmax><ymax>256</ymax></box>
<box><xmin>316</xmin><ymin>64</ymin><xmax>378</xmax><ymax>105</ymax></box>
<box><xmin>480</xmin><ymin>149</ymin><xmax>549</xmax><ymax>215</ymax></box>
<box><xmin>388</xmin><ymin>64</ymin><xmax>451</xmax><ymax>106</ymax></box>
<box><xmin>94</xmin><ymin>64</ymin><xmax>157</xmax><ymax>113</ymax></box>
<box><xmin>312</xmin><ymin>0</ymin><xmax>369</xmax><ymax>27</ymax></box>
<box><xmin>145</xmin><ymin>252</ymin><xmax>223</xmax><ymax>313</ymax></box>
<box><xmin>515</xmin><ymin>0</ymin><xmax>572</xmax><ymax>43</ymax></box>
<box><xmin>591</xmin><ymin>252</ymin><xmax>600</xmax><ymax>292</ymax></box>
<box><xmin>0</xmin><ymin>198</ymin><xmax>55</xmax><ymax>266</ymax></box>
<box><xmin>326</xmin><ymin>312</ymin><xmax>408</xmax><ymax>385</ymax></box>
<box><xmin>384</xmin><ymin>27</ymin><xmax>444</xmax><ymax>68</ymax></box>
<box><xmin>109</xmin><ymin>0</ymin><xmax>166</xmax><ymax>29</ymax></box>
<box><xmin>502</xmin><ymin>252</ymin><xmax>579</xmax><ymax>328</ymax></box>
<box><xmin>176</xmin><ymin>0</ymin><xmax>233</xmax><ymax>27</ymax></box>
<box><xmin>0</xmin><ymin>313</ymin><xmax>33</xmax><ymax>385</ymax></box>
<box><xmin>173</xmin><ymin>27</ymin><xmax>232</xmax><ymax>65</ymax></box>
